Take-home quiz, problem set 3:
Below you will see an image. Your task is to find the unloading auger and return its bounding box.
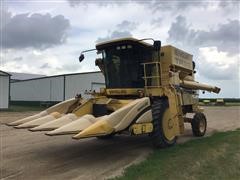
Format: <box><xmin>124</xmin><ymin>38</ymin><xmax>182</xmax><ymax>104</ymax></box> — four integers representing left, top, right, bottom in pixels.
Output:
<box><xmin>7</xmin><ymin>37</ymin><xmax>220</xmax><ymax>148</ymax></box>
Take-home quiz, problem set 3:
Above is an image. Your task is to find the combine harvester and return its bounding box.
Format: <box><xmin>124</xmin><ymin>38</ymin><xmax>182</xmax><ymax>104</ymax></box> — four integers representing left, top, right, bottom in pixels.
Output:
<box><xmin>7</xmin><ymin>38</ymin><xmax>220</xmax><ymax>147</ymax></box>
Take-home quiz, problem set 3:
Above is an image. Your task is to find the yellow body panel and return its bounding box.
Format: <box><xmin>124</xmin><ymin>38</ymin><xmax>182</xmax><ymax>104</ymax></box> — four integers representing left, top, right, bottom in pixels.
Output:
<box><xmin>72</xmin><ymin>99</ymin><xmax>93</xmax><ymax>117</ymax></box>
<box><xmin>165</xmin><ymin>87</ymin><xmax>184</xmax><ymax>135</ymax></box>
<box><xmin>130</xmin><ymin>123</ymin><xmax>153</xmax><ymax>135</ymax></box>
<box><xmin>107</xmin><ymin>99</ymin><xmax>133</xmax><ymax>111</ymax></box>
<box><xmin>162</xmin><ymin>108</ymin><xmax>176</xmax><ymax>140</ymax></box>
<box><xmin>161</xmin><ymin>45</ymin><xmax>193</xmax><ymax>72</ymax></box>
<box><xmin>73</xmin><ymin>119</ymin><xmax>114</xmax><ymax>139</ymax></box>
<box><xmin>106</xmin><ymin>88</ymin><xmax>143</xmax><ymax>96</ymax></box>
<box><xmin>50</xmin><ymin>112</ymin><xmax>62</xmax><ymax>119</ymax></box>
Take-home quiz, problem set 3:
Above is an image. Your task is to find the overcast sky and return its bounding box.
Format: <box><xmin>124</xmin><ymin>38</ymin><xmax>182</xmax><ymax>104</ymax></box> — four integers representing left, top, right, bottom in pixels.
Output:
<box><xmin>0</xmin><ymin>0</ymin><xmax>239</xmax><ymax>98</ymax></box>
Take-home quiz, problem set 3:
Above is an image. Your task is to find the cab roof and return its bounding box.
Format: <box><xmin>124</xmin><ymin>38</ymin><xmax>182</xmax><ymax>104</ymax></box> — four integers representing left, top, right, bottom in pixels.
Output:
<box><xmin>96</xmin><ymin>37</ymin><xmax>153</xmax><ymax>50</ymax></box>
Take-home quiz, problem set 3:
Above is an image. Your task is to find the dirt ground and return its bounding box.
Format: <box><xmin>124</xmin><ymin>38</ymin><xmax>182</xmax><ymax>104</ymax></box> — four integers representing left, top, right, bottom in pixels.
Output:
<box><xmin>0</xmin><ymin>106</ymin><xmax>239</xmax><ymax>180</ymax></box>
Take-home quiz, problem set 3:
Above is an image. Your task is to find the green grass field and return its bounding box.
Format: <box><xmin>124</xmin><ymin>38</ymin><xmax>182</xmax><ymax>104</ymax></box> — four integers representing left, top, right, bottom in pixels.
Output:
<box><xmin>199</xmin><ymin>98</ymin><xmax>240</xmax><ymax>106</ymax></box>
<box><xmin>113</xmin><ymin>130</ymin><xmax>240</xmax><ymax>180</ymax></box>
<box><xmin>199</xmin><ymin>102</ymin><xmax>240</xmax><ymax>106</ymax></box>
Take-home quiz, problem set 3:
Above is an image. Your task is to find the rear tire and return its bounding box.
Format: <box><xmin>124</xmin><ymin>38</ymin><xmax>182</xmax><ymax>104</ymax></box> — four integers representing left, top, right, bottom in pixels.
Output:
<box><xmin>151</xmin><ymin>98</ymin><xmax>177</xmax><ymax>148</ymax></box>
<box><xmin>191</xmin><ymin>112</ymin><xmax>207</xmax><ymax>137</ymax></box>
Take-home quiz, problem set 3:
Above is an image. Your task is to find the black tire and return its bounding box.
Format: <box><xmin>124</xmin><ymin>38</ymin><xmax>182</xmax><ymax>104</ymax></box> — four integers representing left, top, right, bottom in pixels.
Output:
<box><xmin>191</xmin><ymin>112</ymin><xmax>207</xmax><ymax>137</ymax></box>
<box><xmin>151</xmin><ymin>98</ymin><xmax>177</xmax><ymax>148</ymax></box>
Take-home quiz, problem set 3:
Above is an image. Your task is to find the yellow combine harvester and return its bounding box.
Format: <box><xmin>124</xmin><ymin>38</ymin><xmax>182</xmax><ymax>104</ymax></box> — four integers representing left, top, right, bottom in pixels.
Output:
<box><xmin>7</xmin><ymin>38</ymin><xmax>220</xmax><ymax>148</ymax></box>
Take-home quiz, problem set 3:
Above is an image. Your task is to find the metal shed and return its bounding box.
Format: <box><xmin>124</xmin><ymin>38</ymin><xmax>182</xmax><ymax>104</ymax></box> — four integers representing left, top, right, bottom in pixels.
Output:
<box><xmin>65</xmin><ymin>72</ymin><xmax>105</xmax><ymax>99</ymax></box>
<box><xmin>11</xmin><ymin>76</ymin><xmax>64</xmax><ymax>102</ymax></box>
<box><xmin>0</xmin><ymin>70</ymin><xmax>11</xmax><ymax>109</ymax></box>
<box><xmin>10</xmin><ymin>71</ymin><xmax>105</xmax><ymax>105</ymax></box>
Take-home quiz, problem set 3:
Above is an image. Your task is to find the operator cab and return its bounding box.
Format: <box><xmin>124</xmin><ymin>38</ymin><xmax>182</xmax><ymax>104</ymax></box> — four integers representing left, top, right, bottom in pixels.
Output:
<box><xmin>96</xmin><ymin>38</ymin><xmax>155</xmax><ymax>89</ymax></box>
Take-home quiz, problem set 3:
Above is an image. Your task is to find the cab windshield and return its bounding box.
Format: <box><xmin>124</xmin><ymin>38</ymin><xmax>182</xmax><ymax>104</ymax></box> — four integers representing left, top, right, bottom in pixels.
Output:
<box><xmin>102</xmin><ymin>43</ymin><xmax>153</xmax><ymax>88</ymax></box>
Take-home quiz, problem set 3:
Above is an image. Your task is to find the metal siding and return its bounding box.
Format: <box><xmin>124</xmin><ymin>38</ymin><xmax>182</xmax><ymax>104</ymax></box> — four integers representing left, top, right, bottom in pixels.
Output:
<box><xmin>10</xmin><ymin>72</ymin><xmax>105</xmax><ymax>102</ymax></box>
<box><xmin>11</xmin><ymin>76</ymin><xmax>64</xmax><ymax>101</ymax></box>
<box><xmin>91</xmin><ymin>82</ymin><xmax>105</xmax><ymax>91</ymax></box>
<box><xmin>50</xmin><ymin>76</ymin><xmax>64</xmax><ymax>101</ymax></box>
<box><xmin>0</xmin><ymin>76</ymin><xmax>9</xmax><ymax>108</ymax></box>
<box><xmin>65</xmin><ymin>72</ymin><xmax>105</xmax><ymax>99</ymax></box>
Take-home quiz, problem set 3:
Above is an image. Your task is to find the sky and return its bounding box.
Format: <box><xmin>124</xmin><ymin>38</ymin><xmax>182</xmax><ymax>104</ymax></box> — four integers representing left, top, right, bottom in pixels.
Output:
<box><xmin>0</xmin><ymin>0</ymin><xmax>239</xmax><ymax>98</ymax></box>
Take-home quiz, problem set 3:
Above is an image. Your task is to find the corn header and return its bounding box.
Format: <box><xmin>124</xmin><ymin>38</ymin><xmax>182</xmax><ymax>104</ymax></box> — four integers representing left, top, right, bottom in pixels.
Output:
<box><xmin>7</xmin><ymin>38</ymin><xmax>220</xmax><ymax>148</ymax></box>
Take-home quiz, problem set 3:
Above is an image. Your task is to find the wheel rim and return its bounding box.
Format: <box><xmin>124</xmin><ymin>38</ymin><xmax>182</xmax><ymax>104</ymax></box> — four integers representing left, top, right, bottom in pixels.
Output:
<box><xmin>162</xmin><ymin>108</ymin><xmax>176</xmax><ymax>141</ymax></box>
<box><xmin>199</xmin><ymin>119</ymin><xmax>206</xmax><ymax>133</ymax></box>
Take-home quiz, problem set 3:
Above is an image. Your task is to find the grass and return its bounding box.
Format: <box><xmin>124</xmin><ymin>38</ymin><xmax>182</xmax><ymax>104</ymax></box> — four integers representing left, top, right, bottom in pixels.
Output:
<box><xmin>199</xmin><ymin>98</ymin><xmax>240</xmax><ymax>106</ymax></box>
<box><xmin>113</xmin><ymin>130</ymin><xmax>240</xmax><ymax>180</ymax></box>
<box><xmin>225</xmin><ymin>102</ymin><xmax>240</xmax><ymax>106</ymax></box>
<box><xmin>199</xmin><ymin>102</ymin><xmax>240</xmax><ymax>106</ymax></box>
<box><xmin>0</xmin><ymin>105</ymin><xmax>45</xmax><ymax>112</ymax></box>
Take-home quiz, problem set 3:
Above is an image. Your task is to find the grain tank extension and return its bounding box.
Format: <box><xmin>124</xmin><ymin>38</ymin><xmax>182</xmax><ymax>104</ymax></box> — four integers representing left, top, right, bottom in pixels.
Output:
<box><xmin>7</xmin><ymin>38</ymin><xmax>220</xmax><ymax>148</ymax></box>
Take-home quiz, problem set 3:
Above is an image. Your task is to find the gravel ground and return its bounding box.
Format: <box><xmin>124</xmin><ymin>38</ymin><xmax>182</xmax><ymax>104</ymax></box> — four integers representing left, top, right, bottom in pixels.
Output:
<box><xmin>0</xmin><ymin>106</ymin><xmax>239</xmax><ymax>180</ymax></box>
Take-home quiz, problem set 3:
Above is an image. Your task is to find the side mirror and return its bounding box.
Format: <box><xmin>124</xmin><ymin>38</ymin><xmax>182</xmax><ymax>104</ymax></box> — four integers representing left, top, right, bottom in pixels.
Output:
<box><xmin>192</xmin><ymin>61</ymin><xmax>196</xmax><ymax>70</ymax></box>
<box><xmin>79</xmin><ymin>54</ymin><xmax>85</xmax><ymax>62</ymax></box>
<box><xmin>95</xmin><ymin>58</ymin><xmax>103</xmax><ymax>66</ymax></box>
<box><xmin>153</xmin><ymin>40</ymin><xmax>161</xmax><ymax>51</ymax></box>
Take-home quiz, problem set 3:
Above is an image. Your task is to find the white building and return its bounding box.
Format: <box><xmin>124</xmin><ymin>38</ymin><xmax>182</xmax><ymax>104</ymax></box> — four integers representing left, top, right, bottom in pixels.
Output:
<box><xmin>0</xmin><ymin>70</ymin><xmax>11</xmax><ymax>109</ymax></box>
<box><xmin>10</xmin><ymin>71</ymin><xmax>105</xmax><ymax>105</ymax></box>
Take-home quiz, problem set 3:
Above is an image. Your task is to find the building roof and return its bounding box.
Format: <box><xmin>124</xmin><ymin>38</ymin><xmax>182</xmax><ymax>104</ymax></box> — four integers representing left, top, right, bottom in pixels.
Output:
<box><xmin>8</xmin><ymin>72</ymin><xmax>46</xmax><ymax>81</ymax></box>
<box><xmin>0</xmin><ymin>70</ymin><xmax>11</xmax><ymax>76</ymax></box>
<box><xmin>11</xmin><ymin>71</ymin><xmax>102</xmax><ymax>83</ymax></box>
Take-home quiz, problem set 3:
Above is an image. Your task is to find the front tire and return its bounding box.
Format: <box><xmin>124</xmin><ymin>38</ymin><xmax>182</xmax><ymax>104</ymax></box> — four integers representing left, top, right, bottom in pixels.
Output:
<box><xmin>151</xmin><ymin>98</ymin><xmax>177</xmax><ymax>148</ymax></box>
<box><xmin>191</xmin><ymin>112</ymin><xmax>207</xmax><ymax>137</ymax></box>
